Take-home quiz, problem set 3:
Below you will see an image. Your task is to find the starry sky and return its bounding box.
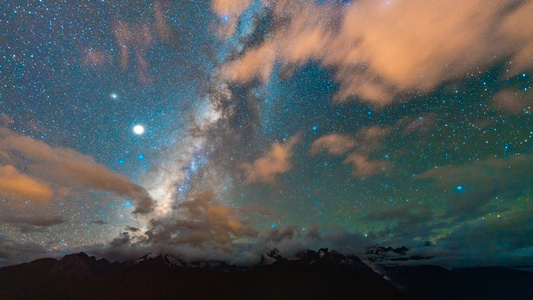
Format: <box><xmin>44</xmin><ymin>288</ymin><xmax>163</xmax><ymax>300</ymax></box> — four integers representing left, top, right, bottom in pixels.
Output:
<box><xmin>1</xmin><ymin>0</ymin><xmax>532</xmax><ymax>267</ymax></box>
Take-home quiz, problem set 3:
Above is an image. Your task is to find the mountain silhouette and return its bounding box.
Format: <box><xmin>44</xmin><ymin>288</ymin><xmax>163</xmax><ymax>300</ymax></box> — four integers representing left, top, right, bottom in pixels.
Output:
<box><xmin>1</xmin><ymin>250</ymin><xmax>532</xmax><ymax>299</ymax></box>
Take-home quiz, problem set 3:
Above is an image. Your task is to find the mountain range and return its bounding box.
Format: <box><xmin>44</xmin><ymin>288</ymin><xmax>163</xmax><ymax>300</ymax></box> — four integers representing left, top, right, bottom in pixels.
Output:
<box><xmin>1</xmin><ymin>248</ymin><xmax>532</xmax><ymax>299</ymax></box>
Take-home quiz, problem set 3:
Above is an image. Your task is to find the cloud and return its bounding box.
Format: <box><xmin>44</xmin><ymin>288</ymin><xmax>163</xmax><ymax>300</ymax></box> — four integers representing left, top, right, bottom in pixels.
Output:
<box><xmin>125</xmin><ymin>226</ymin><xmax>140</xmax><ymax>232</ymax></box>
<box><xmin>265</xmin><ymin>226</ymin><xmax>295</xmax><ymax>243</ymax></box>
<box><xmin>81</xmin><ymin>48</ymin><xmax>112</xmax><ymax>66</ymax></box>
<box><xmin>0</xmin><ymin>165</ymin><xmax>53</xmax><ymax>204</ymax></box>
<box><xmin>79</xmin><ymin>214</ymin><xmax>375</xmax><ymax>266</ymax></box>
<box><xmin>344</xmin><ymin>154</ymin><xmax>389</xmax><ymax>178</ymax></box>
<box><xmin>0</xmin><ymin>128</ymin><xmax>153</xmax><ymax>214</ymax></box>
<box><xmin>0</xmin><ymin>215</ymin><xmax>66</xmax><ymax>234</ymax></box>
<box><xmin>240</xmin><ymin>134</ymin><xmax>300</xmax><ymax>185</ymax></box>
<box><xmin>493</xmin><ymin>89</ymin><xmax>533</xmax><ymax>113</ymax></box>
<box><xmin>89</xmin><ymin>4</ymin><xmax>174</xmax><ymax>83</ymax></box>
<box><xmin>499</xmin><ymin>0</ymin><xmax>533</xmax><ymax>75</ymax></box>
<box><xmin>398</xmin><ymin>115</ymin><xmax>436</xmax><ymax>135</ymax></box>
<box><xmin>146</xmin><ymin>190</ymin><xmax>258</xmax><ymax>248</ymax></box>
<box><xmin>1</xmin><ymin>215</ymin><xmax>66</xmax><ymax>227</ymax></box>
<box><xmin>354</xmin><ymin>126</ymin><xmax>391</xmax><ymax>154</ymax></box>
<box><xmin>81</xmin><ymin>191</ymin><xmax>372</xmax><ymax>266</ymax></box>
<box><xmin>211</xmin><ymin>0</ymin><xmax>253</xmax><ymax>18</ymax></box>
<box><xmin>438</xmin><ymin>211</ymin><xmax>533</xmax><ymax>253</ymax></box>
<box><xmin>417</xmin><ymin>154</ymin><xmax>533</xmax><ymax>217</ymax></box>
<box><xmin>309</xmin><ymin>134</ymin><xmax>356</xmax><ymax>156</ymax></box>
<box><xmin>0</xmin><ymin>113</ymin><xmax>14</xmax><ymax>125</ymax></box>
<box><xmin>218</xmin><ymin>0</ymin><xmax>533</xmax><ymax>106</ymax></box>
<box><xmin>91</xmin><ymin>220</ymin><xmax>108</xmax><ymax>225</ymax></box>
<box><xmin>0</xmin><ymin>238</ymin><xmax>50</xmax><ymax>267</ymax></box>
<box><xmin>406</xmin><ymin>207</ymin><xmax>533</xmax><ymax>267</ymax></box>
<box><xmin>363</xmin><ymin>205</ymin><xmax>439</xmax><ymax>242</ymax></box>
<box><xmin>311</xmin><ymin>126</ymin><xmax>391</xmax><ymax>178</ymax></box>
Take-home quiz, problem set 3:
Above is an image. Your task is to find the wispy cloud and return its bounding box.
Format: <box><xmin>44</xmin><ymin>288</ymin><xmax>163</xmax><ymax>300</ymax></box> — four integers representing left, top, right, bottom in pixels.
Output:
<box><xmin>2</xmin><ymin>215</ymin><xmax>66</xmax><ymax>227</ymax></box>
<box><xmin>0</xmin><ymin>165</ymin><xmax>54</xmax><ymax>204</ymax></box>
<box><xmin>218</xmin><ymin>0</ymin><xmax>533</xmax><ymax>106</ymax></box>
<box><xmin>309</xmin><ymin>134</ymin><xmax>356</xmax><ymax>156</ymax></box>
<box><xmin>493</xmin><ymin>89</ymin><xmax>533</xmax><ymax>113</ymax></box>
<box><xmin>311</xmin><ymin>126</ymin><xmax>391</xmax><ymax>178</ymax></box>
<box><xmin>240</xmin><ymin>133</ymin><xmax>301</xmax><ymax>185</ymax></box>
<box><xmin>146</xmin><ymin>190</ymin><xmax>258</xmax><ymax>248</ymax></box>
<box><xmin>0</xmin><ymin>128</ymin><xmax>154</xmax><ymax>214</ymax></box>
<box><xmin>344</xmin><ymin>154</ymin><xmax>390</xmax><ymax>178</ymax></box>
<box><xmin>417</xmin><ymin>154</ymin><xmax>533</xmax><ymax>218</ymax></box>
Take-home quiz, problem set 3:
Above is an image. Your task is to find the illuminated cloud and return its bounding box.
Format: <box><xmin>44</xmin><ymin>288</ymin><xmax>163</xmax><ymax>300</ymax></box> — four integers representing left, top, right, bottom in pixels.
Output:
<box><xmin>0</xmin><ymin>128</ymin><xmax>154</xmax><ymax>214</ymax></box>
<box><xmin>344</xmin><ymin>154</ymin><xmax>389</xmax><ymax>178</ymax></box>
<box><xmin>311</xmin><ymin>126</ymin><xmax>391</xmax><ymax>178</ymax></box>
<box><xmin>355</xmin><ymin>126</ymin><xmax>391</xmax><ymax>154</ymax></box>
<box><xmin>493</xmin><ymin>89</ymin><xmax>533</xmax><ymax>113</ymax></box>
<box><xmin>211</xmin><ymin>0</ymin><xmax>253</xmax><ymax>18</ymax></box>
<box><xmin>0</xmin><ymin>165</ymin><xmax>54</xmax><ymax>204</ymax></box>
<box><xmin>83</xmin><ymin>4</ymin><xmax>175</xmax><ymax>83</ymax></box>
<box><xmin>499</xmin><ymin>0</ymin><xmax>533</xmax><ymax>76</ymax></box>
<box><xmin>241</xmin><ymin>134</ymin><xmax>301</xmax><ymax>185</ymax></box>
<box><xmin>146</xmin><ymin>190</ymin><xmax>258</xmax><ymax>247</ymax></box>
<box><xmin>221</xmin><ymin>41</ymin><xmax>277</xmax><ymax>82</ymax></box>
<box><xmin>399</xmin><ymin>115</ymin><xmax>436</xmax><ymax>135</ymax></box>
<box><xmin>309</xmin><ymin>134</ymin><xmax>356</xmax><ymax>156</ymax></box>
<box><xmin>154</xmin><ymin>2</ymin><xmax>171</xmax><ymax>41</ymax></box>
<box><xmin>81</xmin><ymin>48</ymin><xmax>111</xmax><ymax>66</ymax></box>
<box><xmin>0</xmin><ymin>113</ymin><xmax>14</xmax><ymax>125</ymax></box>
<box><xmin>219</xmin><ymin>0</ymin><xmax>533</xmax><ymax>106</ymax></box>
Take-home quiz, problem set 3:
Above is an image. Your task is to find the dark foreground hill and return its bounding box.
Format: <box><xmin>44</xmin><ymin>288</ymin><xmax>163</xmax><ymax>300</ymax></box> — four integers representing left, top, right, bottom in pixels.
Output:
<box><xmin>0</xmin><ymin>249</ymin><xmax>409</xmax><ymax>300</ymax></box>
<box><xmin>385</xmin><ymin>265</ymin><xmax>533</xmax><ymax>300</ymax></box>
<box><xmin>0</xmin><ymin>249</ymin><xmax>532</xmax><ymax>299</ymax></box>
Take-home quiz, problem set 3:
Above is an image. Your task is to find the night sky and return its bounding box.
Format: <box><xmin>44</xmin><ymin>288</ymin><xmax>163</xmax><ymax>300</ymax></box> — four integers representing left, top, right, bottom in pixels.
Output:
<box><xmin>1</xmin><ymin>0</ymin><xmax>532</xmax><ymax>267</ymax></box>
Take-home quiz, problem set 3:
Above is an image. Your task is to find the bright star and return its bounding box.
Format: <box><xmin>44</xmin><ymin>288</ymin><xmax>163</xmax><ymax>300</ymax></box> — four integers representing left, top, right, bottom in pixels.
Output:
<box><xmin>133</xmin><ymin>125</ymin><xmax>145</xmax><ymax>135</ymax></box>
<box><xmin>110</xmin><ymin>93</ymin><xmax>118</xmax><ymax>99</ymax></box>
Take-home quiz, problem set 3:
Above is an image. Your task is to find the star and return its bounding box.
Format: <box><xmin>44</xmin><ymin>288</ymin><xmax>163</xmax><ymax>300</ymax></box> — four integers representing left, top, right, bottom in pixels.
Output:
<box><xmin>133</xmin><ymin>125</ymin><xmax>145</xmax><ymax>135</ymax></box>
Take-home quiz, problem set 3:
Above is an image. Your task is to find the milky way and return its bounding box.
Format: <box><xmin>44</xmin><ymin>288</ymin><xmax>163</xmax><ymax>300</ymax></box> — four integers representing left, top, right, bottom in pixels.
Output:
<box><xmin>1</xmin><ymin>0</ymin><xmax>532</xmax><ymax>267</ymax></box>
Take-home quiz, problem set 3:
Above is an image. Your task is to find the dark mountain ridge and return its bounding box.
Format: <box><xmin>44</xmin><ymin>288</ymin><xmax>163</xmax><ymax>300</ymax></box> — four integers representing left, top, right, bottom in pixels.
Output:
<box><xmin>1</xmin><ymin>249</ymin><xmax>532</xmax><ymax>299</ymax></box>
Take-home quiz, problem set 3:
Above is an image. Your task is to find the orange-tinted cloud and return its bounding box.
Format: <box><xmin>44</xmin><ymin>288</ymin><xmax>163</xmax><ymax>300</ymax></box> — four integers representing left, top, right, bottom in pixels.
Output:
<box><xmin>0</xmin><ymin>113</ymin><xmax>14</xmax><ymax>125</ymax></box>
<box><xmin>147</xmin><ymin>190</ymin><xmax>258</xmax><ymax>247</ymax></box>
<box><xmin>240</xmin><ymin>134</ymin><xmax>300</xmax><ymax>185</ymax></box>
<box><xmin>81</xmin><ymin>48</ymin><xmax>111</xmax><ymax>66</ymax></box>
<box><xmin>493</xmin><ymin>89</ymin><xmax>533</xmax><ymax>113</ymax></box>
<box><xmin>219</xmin><ymin>0</ymin><xmax>533</xmax><ymax>106</ymax></box>
<box><xmin>309</xmin><ymin>134</ymin><xmax>356</xmax><ymax>156</ymax></box>
<box><xmin>311</xmin><ymin>126</ymin><xmax>391</xmax><ymax>178</ymax></box>
<box><xmin>399</xmin><ymin>114</ymin><xmax>436</xmax><ymax>135</ymax></box>
<box><xmin>211</xmin><ymin>0</ymin><xmax>253</xmax><ymax>18</ymax></box>
<box><xmin>154</xmin><ymin>2</ymin><xmax>171</xmax><ymax>41</ymax></box>
<box><xmin>344</xmin><ymin>154</ymin><xmax>389</xmax><ymax>178</ymax></box>
<box><xmin>0</xmin><ymin>165</ymin><xmax>53</xmax><ymax>204</ymax></box>
<box><xmin>0</xmin><ymin>128</ymin><xmax>153</xmax><ymax>214</ymax></box>
<box><xmin>84</xmin><ymin>3</ymin><xmax>174</xmax><ymax>83</ymax></box>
